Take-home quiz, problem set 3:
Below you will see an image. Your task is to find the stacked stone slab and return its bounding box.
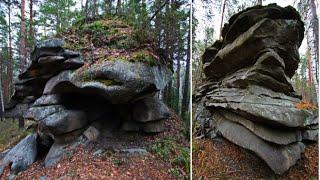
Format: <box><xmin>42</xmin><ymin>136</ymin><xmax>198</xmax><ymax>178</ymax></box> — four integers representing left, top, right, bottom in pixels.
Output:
<box><xmin>195</xmin><ymin>4</ymin><xmax>318</xmax><ymax>175</ymax></box>
<box><xmin>1</xmin><ymin>38</ymin><xmax>171</xmax><ymax>174</ymax></box>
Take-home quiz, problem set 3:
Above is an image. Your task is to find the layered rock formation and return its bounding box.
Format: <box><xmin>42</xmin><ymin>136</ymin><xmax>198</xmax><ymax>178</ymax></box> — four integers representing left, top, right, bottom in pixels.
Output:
<box><xmin>1</xmin><ymin>33</ymin><xmax>171</xmax><ymax>173</ymax></box>
<box><xmin>195</xmin><ymin>4</ymin><xmax>318</xmax><ymax>175</ymax></box>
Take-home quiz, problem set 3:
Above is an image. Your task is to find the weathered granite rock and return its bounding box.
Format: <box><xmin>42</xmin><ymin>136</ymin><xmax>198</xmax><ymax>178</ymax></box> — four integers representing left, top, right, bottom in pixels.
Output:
<box><xmin>216</xmin><ymin>109</ymin><xmax>303</xmax><ymax>145</ymax></box>
<box><xmin>44</xmin><ymin>142</ymin><xmax>68</xmax><ymax>167</ymax></box>
<box><xmin>5</xmin><ymin>16</ymin><xmax>172</xmax><ymax>174</ymax></box>
<box><xmin>42</xmin><ymin>60</ymin><xmax>171</xmax><ymax>104</ymax></box>
<box><xmin>38</xmin><ymin>56</ymin><xmax>66</xmax><ymax>65</ymax></box>
<box><xmin>205</xmin><ymin>86</ymin><xmax>313</xmax><ymax>128</ymax></box>
<box><xmin>24</xmin><ymin>105</ymin><xmax>66</xmax><ymax>121</ymax></box>
<box><xmin>39</xmin><ymin>109</ymin><xmax>87</xmax><ymax>136</ymax></box>
<box><xmin>2</xmin><ymin>31</ymin><xmax>172</xmax><ymax>173</ymax></box>
<box><xmin>221</xmin><ymin>4</ymin><xmax>304</xmax><ymax>47</ymax></box>
<box><xmin>32</xmin><ymin>94</ymin><xmax>63</xmax><ymax>107</ymax></box>
<box><xmin>195</xmin><ymin>4</ymin><xmax>318</xmax><ymax>175</ymax></box>
<box><xmin>141</xmin><ymin>119</ymin><xmax>166</xmax><ymax>133</ymax></box>
<box><xmin>83</xmin><ymin>126</ymin><xmax>100</xmax><ymax>142</ymax></box>
<box><xmin>133</xmin><ymin>96</ymin><xmax>170</xmax><ymax>122</ymax></box>
<box><xmin>204</xmin><ymin>18</ymin><xmax>303</xmax><ymax>79</ymax></box>
<box><xmin>0</xmin><ymin>134</ymin><xmax>38</xmax><ymax>174</ymax></box>
<box><xmin>302</xmin><ymin>130</ymin><xmax>318</xmax><ymax>141</ymax></box>
<box><xmin>214</xmin><ymin>114</ymin><xmax>305</xmax><ymax>175</ymax></box>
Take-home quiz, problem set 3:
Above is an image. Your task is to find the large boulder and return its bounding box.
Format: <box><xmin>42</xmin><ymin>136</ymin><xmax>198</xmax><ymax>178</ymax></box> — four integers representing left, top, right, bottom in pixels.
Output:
<box><xmin>0</xmin><ymin>134</ymin><xmax>38</xmax><ymax>175</ymax></box>
<box><xmin>38</xmin><ymin>109</ymin><xmax>87</xmax><ymax>136</ymax></box>
<box><xmin>42</xmin><ymin>60</ymin><xmax>171</xmax><ymax>104</ymax></box>
<box><xmin>3</xmin><ymin>17</ymin><xmax>172</xmax><ymax>173</ymax></box>
<box><xmin>133</xmin><ymin>96</ymin><xmax>170</xmax><ymax>122</ymax></box>
<box><xmin>195</xmin><ymin>4</ymin><xmax>317</xmax><ymax>175</ymax></box>
<box><xmin>214</xmin><ymin>114</ymin><xmax>305</xmax><ymax>175</ymax></box>
<box><xmin>204</xmin><ymin>18</ymin><xmax>303</xmax><ymax>79</ymax></box>
<box><xmin>221</xmin><ymin>4</ymin><xmax>304</xmax><ymax>46</ymax></box>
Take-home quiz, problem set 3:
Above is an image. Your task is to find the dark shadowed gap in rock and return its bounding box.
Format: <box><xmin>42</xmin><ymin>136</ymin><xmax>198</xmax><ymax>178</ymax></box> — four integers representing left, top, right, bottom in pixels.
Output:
<box><xmin>35</xmin><ymin>79</ymin><xmax>133</xmax><ymax>139</ymax></box>
<box><xmin>36</xmin><ymin>134</ymin><xmax>54</xmax><ymax>159</ymax></box>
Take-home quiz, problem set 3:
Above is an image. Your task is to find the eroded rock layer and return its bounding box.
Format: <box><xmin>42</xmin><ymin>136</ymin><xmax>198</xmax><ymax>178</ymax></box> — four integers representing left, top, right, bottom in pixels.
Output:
<box><xmin>1</xmin><ymin>36</ymin><xmax>171</xmax><ymax>175</ymax></box>
<box><xmin>195</xmin><ymin>4</ymin><xmax>318</xmax><ymax>175</ymax></box>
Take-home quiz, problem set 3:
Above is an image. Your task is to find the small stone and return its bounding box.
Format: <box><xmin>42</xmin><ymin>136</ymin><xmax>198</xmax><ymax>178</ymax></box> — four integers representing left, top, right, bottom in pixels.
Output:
<box><xmin>93</xmin><ymin>149</ymin><xmax>104</xmax><ymax>156</ymax></box>
<box><xmin>120</xmin><ymin>148</ymin><xmax>148</xmax><ymax>156</ymax></box>
<box><xmin>83</xmin><ymin>126</ymin><xmax>100</xmax><ymax>142</ymax></box>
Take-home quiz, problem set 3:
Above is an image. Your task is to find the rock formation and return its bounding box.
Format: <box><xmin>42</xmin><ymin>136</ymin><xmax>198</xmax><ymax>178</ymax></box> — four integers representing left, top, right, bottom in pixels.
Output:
<box><xmin>194</xmin><ymin>4</ymin><xmax>318</xmax><ymax>175</ymax></box>
<box><xmin>0</xmin><ymin>19</ymin><xmax>172</xmax><ymax>175</ymax></box>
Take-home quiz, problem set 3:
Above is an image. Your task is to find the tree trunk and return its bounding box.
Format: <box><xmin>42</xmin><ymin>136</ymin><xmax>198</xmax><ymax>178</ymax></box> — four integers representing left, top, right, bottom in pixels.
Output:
<box><xmin>176</xmin><ymin>52</ymin><xmax>181</xmax><ymax>115</ymax></box>
<box><xmin>18</xmin><ymin>118</ymin><xmax>24</xmax><ymax>129</ymax></box>
<box><xmin>154</xmin><ymin>0</ymin><xmax>162</xmax><ymax>47</ymax></box>
<box><xmin>181</xmin><ymin>2</ymin><xmax>192</xmax><ymax>120</ymax></box>
<box><xmin>93</xmin><ymin>0</ymin><xmax>98</xmax><ymax>17</ymax></box>
<box><xmin>29</xmin><ymin>0</ymin><xmax>33</xmax><ymax>42</ymax></box>
<box><xmin>149</xmin><ymin>0</ymin><xmax>170</xmax><ymax>21</ymax></box>
<box><xmin>116</xmin><ymin>0</ymin><xmax>121</xmax><ymax>15</ymax></box>
<box><xmin>28</xmin><ymin>0</ymin><xmax>34</xmax><ymax>63</ymax></box>
<box><xmin>307</xmin><ymin>50</ymin><xmax>312</xmax><ymax>87</ymax></box>
<box><xmin>108</xmin><ymin>0</ymin><xmax>112</xmax><ymax>15</ymax></box>
<box><xmin>219</xmin><ymin>0</ymin><xmax>226</xmax><ymax>40</ymax></box>
<box><xmin>8</xmin><ymin>0</ymin><xmax>13</xmax><ymax>98</ymax></box>
<box><xmin>0</xmin><ymin>54</ymin><xmax>4</xmax><ymax>121</ymax></box>
<box><xmin>307</xmin><ymin>0</ymin><xmax>319</xmax><ymax>100</ymax></box>
<box><xmin>176</xmin><ymin>24</ymin><xmax>183</xmax><ymax>115</ymax></box>
<box><xmin>85</xmin><ymin>0</ymin><xmax>89</xmax><ymax>22</ymax></box>
<box><xmin>257</xmin><ymin>0</ymin><xmax>262</xmax><ymax>5</ymax></box>
<box><xmin>56</xmin><ymin>1</ymin><xmax>61</xmax><ymax>33</ymax></box>
<box><xmin>20</xmin><ymin>0</ymin><xmax>27</xmax><ymax>72</ymax></box>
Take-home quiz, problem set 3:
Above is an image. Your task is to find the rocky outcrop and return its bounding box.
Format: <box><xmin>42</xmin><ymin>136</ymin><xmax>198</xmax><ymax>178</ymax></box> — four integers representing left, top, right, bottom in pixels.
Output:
<box><xmin>0</xmin><ymin>134</ymin><xmax>38</xmax><ymax>175</ymax></box>
<box><xmin>2</xmin><ymin>36</ymin><xmax>171</xmax><ymax>174</ymax></box>
<box><xmin>195</xmin><ymin>4</ymin><xmax>318</xmax><ymax>175</ymax></box>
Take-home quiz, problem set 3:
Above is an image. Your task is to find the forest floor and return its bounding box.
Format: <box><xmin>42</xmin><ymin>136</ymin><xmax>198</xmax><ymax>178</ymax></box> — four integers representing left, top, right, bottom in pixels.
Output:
<box><xmin>193</xmin><ymin>137</ymin><xmax>318</xmax><ymax>179</ymax></box>
<box><xmin>0</xmin><ymin>113</ymin><xmax>189</xmax><ymax>179</ymax></box>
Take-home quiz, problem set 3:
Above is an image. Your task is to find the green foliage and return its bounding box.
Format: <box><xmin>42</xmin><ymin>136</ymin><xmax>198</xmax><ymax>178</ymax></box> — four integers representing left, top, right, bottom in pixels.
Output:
<box><xmin>112</xmin><ymin>158</ymin><xmax>123</xmax><ymax>166</ymax></box>
<box><xmin>148</xmin><ymin>137</ymin><xmax>190</xmax><ymax>175</ymax></box>
<box><xmin>173</xmin><ymin>147</ymin><xmax>190</xmax><ymax>174</ymax></box>
<box><xmin>169</xmin><ymin>168</ymin><xmax>180</xmax><ymax>177</ymax></box>
<box><xmin>82</xmin><ymin>21</ymin><xmax>105</xmax><ymax>31</ymax></box>
<box><xmin>130</xmin><ymin>50</ymin><xmax>156</xmax><ymax>66</ymax></box>
<box><xmin>38</xmin><ymin>0</ymin><xmax>78</xmax><ymax>34</ymax></box>
<box><xmin>149</xmin><ymin>138</ymin><xmax>171</xmax><ymax>159</ymax></box>
<box><xmin>0</xmin><ymin>8</ymin><xmax>7</xmax><ymax>46</ymax></box>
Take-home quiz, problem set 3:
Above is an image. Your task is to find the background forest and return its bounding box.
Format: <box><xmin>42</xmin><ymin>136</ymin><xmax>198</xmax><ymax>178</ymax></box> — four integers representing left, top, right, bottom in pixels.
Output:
<box><xmin>0</xmin><ymin>0</ymin><xmax>191</xmax><ymax>132</ymax></box>
<box><xmin>193</xmin><ymin>0</ymin><xmax>319</xmax><ymax>108</ymax></box>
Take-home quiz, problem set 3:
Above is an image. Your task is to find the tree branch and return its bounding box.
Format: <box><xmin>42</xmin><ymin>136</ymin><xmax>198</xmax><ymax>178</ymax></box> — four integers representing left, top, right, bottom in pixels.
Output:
<box><xmin>149</xmin><ymin>0</ymin><xmax>170</xmax><ymax>22</ymax></box>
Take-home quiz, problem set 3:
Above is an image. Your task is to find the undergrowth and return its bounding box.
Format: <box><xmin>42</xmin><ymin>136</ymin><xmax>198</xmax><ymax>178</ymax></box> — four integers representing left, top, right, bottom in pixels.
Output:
<box><xmin>148</xmin><ymin>137</ymin><xmax>190</xmax><ymax>178</ymax></box>
<box><xmin>0</xmin><ymin>119</ymin><xmax>32</xmax><ymax>152</ymax></box>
